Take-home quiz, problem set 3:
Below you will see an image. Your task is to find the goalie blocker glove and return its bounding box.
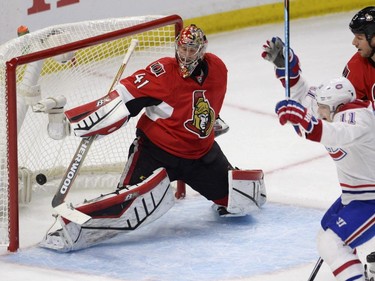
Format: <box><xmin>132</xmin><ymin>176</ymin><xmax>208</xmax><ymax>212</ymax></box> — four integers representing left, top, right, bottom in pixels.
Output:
<box><xmin>65</xmin><ymin>91</ymin><xmax>130</xmax><ymax>138</ymax></box>
<box><xmin>275</xmin><ymin>99</ymin><xmax>322</xmax><ymax>142</ymax></box>
<box><xmin>261</xmin><ymin>36</ymin><xmax>301</xmax><ymax>87</ymax></box>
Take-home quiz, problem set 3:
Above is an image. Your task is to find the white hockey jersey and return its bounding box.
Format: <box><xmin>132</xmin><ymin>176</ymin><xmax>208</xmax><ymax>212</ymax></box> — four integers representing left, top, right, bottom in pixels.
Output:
<box><xmin>290</xmin><ymin>78</ymin><xmax>375</xmax><ymax>205</ymax></box>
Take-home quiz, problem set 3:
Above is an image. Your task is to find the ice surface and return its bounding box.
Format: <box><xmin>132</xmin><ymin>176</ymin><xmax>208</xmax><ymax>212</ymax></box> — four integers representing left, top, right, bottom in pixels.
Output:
<box><xmin>0</xmin><ymin>10</ymin><xmax>374</xmax><ymax>281</ymax></box>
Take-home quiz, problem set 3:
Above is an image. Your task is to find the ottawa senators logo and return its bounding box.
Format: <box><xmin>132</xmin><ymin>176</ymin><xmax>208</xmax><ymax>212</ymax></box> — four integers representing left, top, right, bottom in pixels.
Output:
<box><xmin>184</xmin><ymin>90</ymin><xmax>215</xmax><ymax>138</ymax></box>
<box><xmin>149</xmin><ymin>62</ymin><xmax>166</xmax><ymax>77</ymax></box>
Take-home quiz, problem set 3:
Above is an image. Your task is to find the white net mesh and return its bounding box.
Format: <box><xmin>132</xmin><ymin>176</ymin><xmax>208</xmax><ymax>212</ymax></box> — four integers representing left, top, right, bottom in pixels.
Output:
<box><xmin>0</xmin><ymin>15</ymin><xmax>180</xmax><ymax>249</ymax></box>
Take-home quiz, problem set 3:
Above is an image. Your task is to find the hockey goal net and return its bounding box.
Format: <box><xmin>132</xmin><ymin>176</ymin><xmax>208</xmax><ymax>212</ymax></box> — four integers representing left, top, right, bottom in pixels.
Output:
<box><xmin>0</xmin><ymin>15</ymin><xmax>184</xmax><ymax>252</ymax></box>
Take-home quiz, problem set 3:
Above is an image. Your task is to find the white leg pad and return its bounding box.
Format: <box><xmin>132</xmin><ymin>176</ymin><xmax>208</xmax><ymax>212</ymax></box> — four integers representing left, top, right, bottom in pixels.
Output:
<box><xmin>40</xmin><ymin>168</ymin><xmax>175</xmax><ymax>252</ymax></box>
<box><xmin>226</xmin><ymin>170</ymin><xmax>267</xmax><ymax>216</ymax></box>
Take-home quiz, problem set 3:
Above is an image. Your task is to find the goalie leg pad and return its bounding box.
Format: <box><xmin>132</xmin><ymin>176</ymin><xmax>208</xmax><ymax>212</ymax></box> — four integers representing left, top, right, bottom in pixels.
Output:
<box><xmin>40</xmin><ymin>168</ymin><xmax>175</xmax><ymax>252</ymax></box>
<box><xmin>226</xmin><ymin>169</ymin><xmax>267</xmax><ymax>216</ymax></box>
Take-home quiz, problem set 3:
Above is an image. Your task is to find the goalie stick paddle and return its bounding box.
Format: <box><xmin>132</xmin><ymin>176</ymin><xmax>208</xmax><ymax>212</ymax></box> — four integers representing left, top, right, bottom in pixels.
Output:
<box><xmin>51</xmin><ymin>136</ymin><xmax>96</xmax><ymax>208</ymax></box>
<box><xmin>51</xmin><ymin>39</ymin><xmax>139</xmax><ymax>223</ymax></box>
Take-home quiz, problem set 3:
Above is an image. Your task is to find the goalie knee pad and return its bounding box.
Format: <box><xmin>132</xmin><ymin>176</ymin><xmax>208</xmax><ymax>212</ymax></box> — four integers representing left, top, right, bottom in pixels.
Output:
<box><xmin>225</xmin><ymin>169</ymin><xmax>266</xmax><ymax>216</ymax></box>
<box><xmin>40</xmin><ymin>168</ymin><xmax>174</xmax><ymax>252</ymax></box>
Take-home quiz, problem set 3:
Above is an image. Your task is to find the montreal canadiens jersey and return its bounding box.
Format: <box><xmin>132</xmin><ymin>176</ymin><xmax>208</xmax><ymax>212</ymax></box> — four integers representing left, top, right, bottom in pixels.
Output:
<box><xmin>343</xmin><ymin>52</ymin><xmax>375</xmax><ymax>107</ymax></box>
<box><xmin>290</xmin><ymin>78</ymin><xmax>375</xmax><ymax>205</ymax></box>
<box><xmin>319</xmin><ymin>101</ymin><xmax>375</xmax><ymax>204</ymax></box>
<box><xmin>115</xmin><ymin>53</ymin><xmax>228</xmax><ymax>159</ymax></box>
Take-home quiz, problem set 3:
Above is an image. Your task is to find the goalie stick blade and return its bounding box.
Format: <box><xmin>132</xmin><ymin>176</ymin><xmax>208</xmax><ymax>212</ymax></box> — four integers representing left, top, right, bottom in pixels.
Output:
<box><xmin>54</xmin><ymin>203</ymin><xmax>92</xmax><ymax>225</ymax></box>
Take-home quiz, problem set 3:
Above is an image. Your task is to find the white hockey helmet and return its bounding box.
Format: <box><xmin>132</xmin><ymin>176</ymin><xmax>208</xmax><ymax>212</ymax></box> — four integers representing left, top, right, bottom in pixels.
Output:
<box><xmin>315</xmin><ymin>77</ymin><xmax>356</xmax><ymax>119</ymax></box>
<box><xmin>175</xmin><ymin>24</ymin><xmax>207</xmax><ymax>78</ymax></box>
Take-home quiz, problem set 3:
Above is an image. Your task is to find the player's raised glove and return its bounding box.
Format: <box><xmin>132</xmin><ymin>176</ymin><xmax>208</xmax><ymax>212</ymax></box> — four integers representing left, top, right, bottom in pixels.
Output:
<box><xmin>262</xmin><ymin>37</ymin><xmax>301</xmax><ymax>87</ymax></box>
<box><xmin>275</xmin><ymin>99</ymin><xmax>322</xmax><ymax>141</ymax></box>
<box><xmin>261</xmin><ymin>36</ymin><xmax>285</xmax><ymax>67</ymax></box>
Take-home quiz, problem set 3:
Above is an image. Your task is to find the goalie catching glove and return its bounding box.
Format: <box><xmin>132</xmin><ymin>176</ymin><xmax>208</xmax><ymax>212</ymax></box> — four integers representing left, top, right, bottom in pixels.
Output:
<box><xmin>261</xmin><ymin>36</ymin><xmax>301</xmax><ymax>88</ymax></box>
<box><xmin>275</xmin><ymin>99</ymin><xmax>322</xmax><ymax>141</ymax></box>
<box><xmin>65</xmin><ymin>91</ymin><xmax>130</xmax><ymax>138</ymax></box>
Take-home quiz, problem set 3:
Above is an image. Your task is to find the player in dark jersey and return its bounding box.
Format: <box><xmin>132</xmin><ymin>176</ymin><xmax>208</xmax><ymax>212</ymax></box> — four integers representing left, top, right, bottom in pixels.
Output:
<box><xmin>346</xmin><ymin>8</ymin><xmax>375</xmax><ymax>280</ymax></box>
<box><xmin>40</xmin><ymin>24</ymin><xmax>266</xmax><ymax>252</ymax></box>
<box><xmin>344</xmin><ymin>6</ymin><xmax>375</xmax><ymax>110</ymax></box>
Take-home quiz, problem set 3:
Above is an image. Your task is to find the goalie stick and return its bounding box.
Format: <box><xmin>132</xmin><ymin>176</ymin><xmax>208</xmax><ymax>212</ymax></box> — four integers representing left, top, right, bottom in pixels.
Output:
<box><xmin>51</xmin><ymin>39</ymin><xmax>139</xmax><ymax>224</ymax></box>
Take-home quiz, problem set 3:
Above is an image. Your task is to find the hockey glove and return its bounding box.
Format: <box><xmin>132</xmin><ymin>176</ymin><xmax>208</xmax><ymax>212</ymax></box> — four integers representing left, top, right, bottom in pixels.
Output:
<box><xmin>214</xmin><ymin>115</ymin><xmax>229</xmax><ymax>137</ymax></box>
<box><xmin>262</xmin><ymin>37</ymin><xmax>301</xmax><ymax>87</ymax></box>
<box><xmin>275</xmin><ymin>99</ymin><xmax>322</xmax><ymax>141</ymax></box>
<box><xmin>65</xmin><ymin>91</ymin><xmax>130</xmax><ymax>138</ymax></box>
<box><xmin>261</xmin><ymin>36</ymin><xmax>285</xmax><ymax>67</ymax></box>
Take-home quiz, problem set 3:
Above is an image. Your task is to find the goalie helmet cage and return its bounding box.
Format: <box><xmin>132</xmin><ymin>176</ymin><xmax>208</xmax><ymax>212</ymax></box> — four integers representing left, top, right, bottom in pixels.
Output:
<box><xmin>0</xmin><ymin>14</ymin><xmax>186</xmax><ymax>252</ymax></box>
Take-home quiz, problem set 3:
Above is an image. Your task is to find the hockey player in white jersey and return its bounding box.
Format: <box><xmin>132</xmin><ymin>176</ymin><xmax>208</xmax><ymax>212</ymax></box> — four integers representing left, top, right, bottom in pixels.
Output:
<box><xmin>263</xmin><ymin>37</ymin><xmax>375</xmax><ymax>281</ymax></box>
<box><xmin>277</xmin><ymin>76</ymin><xmax>375</xmax><ymax>281</ymax></box>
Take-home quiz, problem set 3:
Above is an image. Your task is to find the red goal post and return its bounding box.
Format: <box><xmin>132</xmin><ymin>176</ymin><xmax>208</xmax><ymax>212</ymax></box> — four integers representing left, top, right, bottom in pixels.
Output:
<box><xmin>1</xmin><ymin>15</ymin><xmax>186</xmax><ymax>252</ymax></box>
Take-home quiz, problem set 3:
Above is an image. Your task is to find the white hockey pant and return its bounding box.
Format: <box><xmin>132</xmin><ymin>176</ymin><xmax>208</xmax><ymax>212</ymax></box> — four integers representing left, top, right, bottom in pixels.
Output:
<box><xmin>317</xmin><ymin>228</ymin><xmax>366</xmax><ymax>281</ymax></box>
<box><xmin>226</xmin><ymin>169</ymin><xmax>267</xmax><ymax>216</ymax></box>
<box><xmin>40</xmin><ymin>168</ymin><xmax>175</xmax><ymax>252</ymax></box>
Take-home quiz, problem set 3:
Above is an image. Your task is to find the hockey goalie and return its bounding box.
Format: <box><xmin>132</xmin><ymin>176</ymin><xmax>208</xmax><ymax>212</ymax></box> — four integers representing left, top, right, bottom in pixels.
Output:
<box><xmin>40</xmin><ymin>24</ymin><xmax>266</xmax><ymax>252</ymax></box>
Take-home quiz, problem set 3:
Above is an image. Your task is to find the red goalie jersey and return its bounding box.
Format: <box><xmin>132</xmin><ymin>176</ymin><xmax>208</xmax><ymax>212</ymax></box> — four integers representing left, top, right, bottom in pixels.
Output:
<box><xmin>115</xmin><ymin>53</ymin><xmax>227</xmax><ymax>159</ymax></box>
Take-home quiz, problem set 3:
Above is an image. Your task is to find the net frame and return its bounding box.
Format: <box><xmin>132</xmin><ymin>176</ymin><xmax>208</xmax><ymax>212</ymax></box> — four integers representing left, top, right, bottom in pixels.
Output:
<box><xmin>1</xmin><ymin>14</ymin><xmax>183</xmax><ymax>252</ymax></box>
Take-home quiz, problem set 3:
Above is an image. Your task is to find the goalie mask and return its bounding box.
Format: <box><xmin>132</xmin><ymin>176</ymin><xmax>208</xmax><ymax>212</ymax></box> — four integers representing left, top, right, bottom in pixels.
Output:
<box><xmin>315</xmin><ymin>77</ymin><xmax>356</xmax><ymax>120</ymax></box>
<box><xmin>175</xmin><ymin>24</ymin><xmax>208</xmax><ymax>78</ymax></box>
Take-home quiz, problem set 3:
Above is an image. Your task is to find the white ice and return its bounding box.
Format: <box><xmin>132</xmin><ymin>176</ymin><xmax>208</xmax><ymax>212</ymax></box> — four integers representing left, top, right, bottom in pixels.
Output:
<box><xmin>0</xmin><ymin>10</ymin><xmax>374</xmax><ymax>281</ymax></box>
